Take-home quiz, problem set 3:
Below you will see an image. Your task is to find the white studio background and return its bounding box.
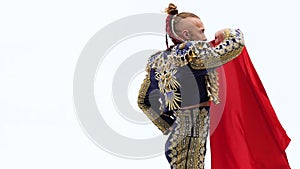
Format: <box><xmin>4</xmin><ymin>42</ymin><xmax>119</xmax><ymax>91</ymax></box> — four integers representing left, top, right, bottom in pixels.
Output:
<box><xmin>0</xmin><ymin>0</ymin><xmax>299</xmax><ymax>168</ymax></box>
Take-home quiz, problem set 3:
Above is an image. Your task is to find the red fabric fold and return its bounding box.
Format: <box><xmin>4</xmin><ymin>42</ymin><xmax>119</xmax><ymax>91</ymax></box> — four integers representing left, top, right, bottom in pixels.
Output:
<box><xmin>210</xmin><ymin>46</ymin><xmax>291</xmax><ymax>169</ymax></box>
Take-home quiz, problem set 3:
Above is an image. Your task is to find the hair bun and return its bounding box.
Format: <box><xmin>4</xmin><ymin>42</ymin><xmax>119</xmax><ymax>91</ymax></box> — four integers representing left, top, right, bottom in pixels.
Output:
<box><xmin>165</xmin><ymin>3</ymin><xmax>178</xmax><ymax>15</ymax></box>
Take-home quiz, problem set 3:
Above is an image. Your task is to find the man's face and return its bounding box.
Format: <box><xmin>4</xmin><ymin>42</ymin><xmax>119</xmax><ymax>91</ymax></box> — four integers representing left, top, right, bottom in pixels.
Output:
<box><xmin>177</xmin><ymin>17</ymin><xmax>207</xmax><ymax>41</ymax></box>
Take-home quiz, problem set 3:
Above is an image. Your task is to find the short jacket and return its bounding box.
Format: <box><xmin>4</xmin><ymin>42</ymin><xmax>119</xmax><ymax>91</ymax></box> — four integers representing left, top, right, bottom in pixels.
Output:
<box><xmin>137</xmin><ymin>28</ymin><xmax>244</xmax><ymax>134</ymax></box>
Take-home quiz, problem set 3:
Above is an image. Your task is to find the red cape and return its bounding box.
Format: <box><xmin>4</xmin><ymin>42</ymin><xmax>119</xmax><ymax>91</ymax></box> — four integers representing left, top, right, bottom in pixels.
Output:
<box><xmin>210</xmin><ymin>46</ymin><xmax>291</xmax><ymax>169</ymax></box>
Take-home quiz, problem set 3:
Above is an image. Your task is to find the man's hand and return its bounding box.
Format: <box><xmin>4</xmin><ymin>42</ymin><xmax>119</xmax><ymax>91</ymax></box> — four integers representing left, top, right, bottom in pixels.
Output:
<box><xmin>214</xmin><ymin>28</ymin><xmax>229</xmax><ymax>44</ymax></box>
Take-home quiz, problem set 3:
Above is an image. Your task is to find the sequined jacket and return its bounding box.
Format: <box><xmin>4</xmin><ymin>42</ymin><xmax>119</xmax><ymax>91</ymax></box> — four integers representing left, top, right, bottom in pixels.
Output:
<box><xmin>137</xmin><ymin>29</ymin><xmax>245</xmax><ymax>135</ymax></box>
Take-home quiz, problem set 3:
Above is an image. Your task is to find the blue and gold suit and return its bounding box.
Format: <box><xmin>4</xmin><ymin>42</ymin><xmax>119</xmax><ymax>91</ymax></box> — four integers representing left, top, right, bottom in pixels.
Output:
<box><xmin>137</xmin><ymin>29</ymin><xmax>244</xmax><ymax>169</ymax></box>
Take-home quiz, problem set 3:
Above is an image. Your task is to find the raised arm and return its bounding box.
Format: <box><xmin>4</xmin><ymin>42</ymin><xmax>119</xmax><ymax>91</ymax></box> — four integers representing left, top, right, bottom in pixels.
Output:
<box><xmin>137</xmin><ymin>63</ymin><xmax>176</xmax><ymax>135</ymax></box>
<box><xmin>171</xmin><ymin>28</ymin><xmax>245</xmax><ymax>69</ymax></box>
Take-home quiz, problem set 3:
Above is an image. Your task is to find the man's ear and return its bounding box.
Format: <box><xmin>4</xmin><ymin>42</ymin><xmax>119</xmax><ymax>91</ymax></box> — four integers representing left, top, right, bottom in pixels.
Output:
<box><xmin>181</xmin><ymin>30</ymin><xmax>189</xmax><ymax>40</ymax></box>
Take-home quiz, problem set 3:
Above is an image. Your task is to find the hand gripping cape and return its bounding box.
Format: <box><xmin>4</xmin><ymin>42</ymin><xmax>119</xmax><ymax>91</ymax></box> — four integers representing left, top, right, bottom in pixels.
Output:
<box><xmin>209</xmin><ymin>44</ymin><xmax>291</xmax><ymax>169</ymax></box>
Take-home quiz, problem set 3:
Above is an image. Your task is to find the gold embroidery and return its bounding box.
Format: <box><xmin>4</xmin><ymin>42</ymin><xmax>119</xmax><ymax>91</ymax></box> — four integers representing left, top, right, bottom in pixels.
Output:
<box><xmin>149</xmin><ymin>52</ymin><xmax>182</xmax><ymax>111</ymax></box>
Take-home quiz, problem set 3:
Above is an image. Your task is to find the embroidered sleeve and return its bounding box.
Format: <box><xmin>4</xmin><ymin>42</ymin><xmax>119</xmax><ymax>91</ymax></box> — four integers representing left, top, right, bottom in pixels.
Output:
<box><xmin>172</xmin><ymin>28</ymin><xmax>245</xmax><ymax>69</ymax></box>
<box><xmin>137</xmin><ymin>63</ymin><xmax>176</xmax><ymax>135</ymax></box>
